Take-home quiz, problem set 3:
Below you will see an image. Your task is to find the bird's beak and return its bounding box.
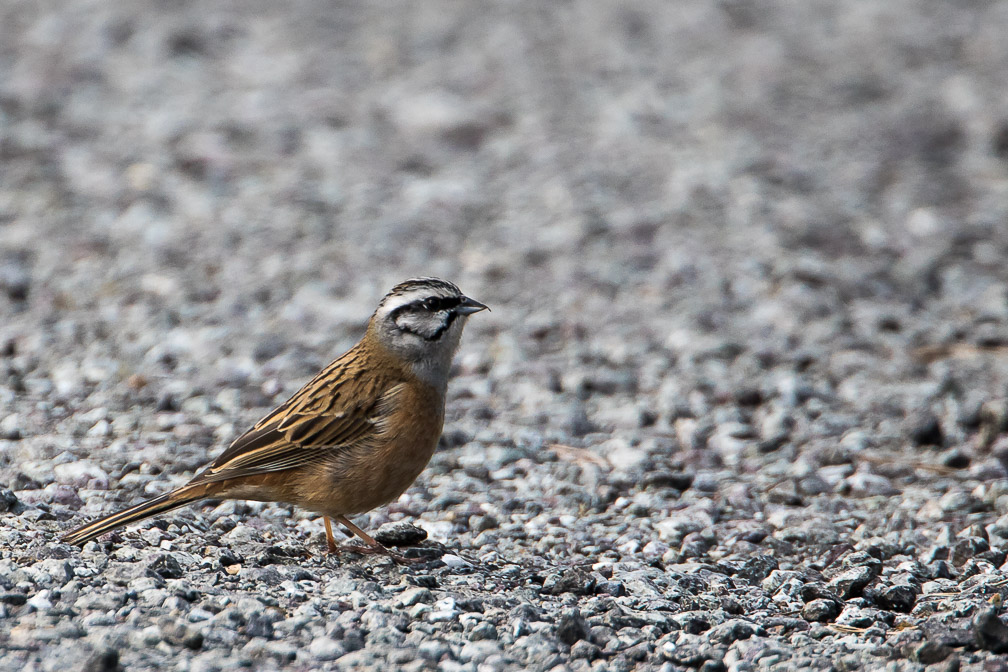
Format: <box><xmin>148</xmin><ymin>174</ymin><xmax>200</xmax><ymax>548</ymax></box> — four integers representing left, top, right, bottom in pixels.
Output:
<box><xmin>456</xmin><ymin>296</ymin><xmax>489</xmax><ymax>315</ymax></box>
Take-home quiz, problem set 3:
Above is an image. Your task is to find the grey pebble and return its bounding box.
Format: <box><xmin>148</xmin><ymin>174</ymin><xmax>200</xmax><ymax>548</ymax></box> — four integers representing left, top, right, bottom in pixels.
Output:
<box><xmin>541</xmin><ymin>568</ymin><xmax>596</xmax><ymax>596</ymax></box>
<box><xmin>802</xmin><ymin>599</ymin><xmax>842</xmax><ymax>623</ymax></box>
<box><xmin>827</xmin><ymin>552</ymin><xmax>882</xmax><ymax>599</ymax></box>
<box><xmin>459</xmin><ymin>639</ymin><xmax>502</xmax><ymax>663</ymax></box>
<box><xmin>374</xmin><ymin>521</ymin><xmax>428</xmax><ymax>547</ymax></box>
<box><xmin>973</xmin><ymin>607</ymin><xmax>1008</xmax><ymax>654</ymax></box>
<box><xmin>0</xmin><ymin>256</ymin><xmax>31</xmax><ymax>302</ymax></box>
<box><xmin>307</xmin><ymin>636</ymin><xmax>344</xmax><ymax>660</ymax></box>
<box><xmin>468</xmin><ymin>621</ymin><xmax>497</xmax><ymax>641</ymax></box>
<box><xmin>556</xmin><ymin>610</ymin><xmax>590</xmax><ymax>645</ymax></box>
<box><xmin>906</xmin><ymin>409</ymin><xmax>944</xmax><ymax>447</ymax></box>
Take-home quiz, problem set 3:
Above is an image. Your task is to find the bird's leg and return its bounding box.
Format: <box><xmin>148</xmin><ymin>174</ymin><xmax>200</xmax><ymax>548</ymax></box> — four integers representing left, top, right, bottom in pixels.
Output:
<box><xmin>335</xmin><ymin>515</ymin><xmax>383</xmax><ymax>550</ymax></box>
<box><xmin>334</xmin><ymin>515</ymin><xmax>421</xmax><ymax>564</ymax></box>
<box><xmin>323</xmin><ymin>515</ymin><xmax>382</xmax><ymax>559</ymax></box>
<box><xmin>324</xmin><ymin>516</ymin><xmax>338</xmax><ymax>554</ymax></box>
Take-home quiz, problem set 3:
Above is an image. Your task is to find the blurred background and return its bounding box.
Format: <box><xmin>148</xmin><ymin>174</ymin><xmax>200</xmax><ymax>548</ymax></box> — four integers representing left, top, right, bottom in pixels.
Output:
<box><xmin>2</xmin><ymin>0</ymin><xmax>1008</xmax><ymax>493</ymax></box>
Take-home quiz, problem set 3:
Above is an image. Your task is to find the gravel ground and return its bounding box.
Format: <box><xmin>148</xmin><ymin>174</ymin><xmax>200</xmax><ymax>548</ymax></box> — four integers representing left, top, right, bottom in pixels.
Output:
<box><xmin>3</xmin><ymin>1</ymin><xmax>1008</xmax><ymax>670</ymax></box>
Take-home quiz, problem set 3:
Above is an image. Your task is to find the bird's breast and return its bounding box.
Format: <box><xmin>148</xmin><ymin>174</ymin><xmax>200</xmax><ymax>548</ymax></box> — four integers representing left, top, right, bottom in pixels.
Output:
<box><xmin>307</xmin><ymin>380</ymin><xmax>445</xmax><ymax>516</ymax></box>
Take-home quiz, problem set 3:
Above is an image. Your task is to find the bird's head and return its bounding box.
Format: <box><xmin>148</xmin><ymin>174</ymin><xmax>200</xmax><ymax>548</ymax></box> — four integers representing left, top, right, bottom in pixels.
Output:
<box><xmin>371</xmin><ymin>277</ymin><xmax>488</xmax><ymax>387</ymax></box>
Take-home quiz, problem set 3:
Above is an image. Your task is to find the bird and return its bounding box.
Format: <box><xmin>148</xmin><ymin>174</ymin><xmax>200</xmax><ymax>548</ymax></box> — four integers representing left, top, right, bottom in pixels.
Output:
<box><xmin>62</xmin><ymin>277</ymin><xmax>488</xmax><ymax>557</ymax></box>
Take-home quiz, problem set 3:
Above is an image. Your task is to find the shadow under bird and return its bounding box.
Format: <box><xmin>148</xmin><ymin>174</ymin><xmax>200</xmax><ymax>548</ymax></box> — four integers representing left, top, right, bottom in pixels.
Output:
<box><xmin>62</xmin><ymin>277</ymin><xmax>488</xmax><ymax>556</ymax></box>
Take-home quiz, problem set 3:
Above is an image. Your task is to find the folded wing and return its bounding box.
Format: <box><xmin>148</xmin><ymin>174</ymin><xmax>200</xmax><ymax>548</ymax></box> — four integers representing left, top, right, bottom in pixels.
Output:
<box><xmin>191</xmin><ymin>354</ymin><xmax>401</xmax><ymax>483</ymax></box>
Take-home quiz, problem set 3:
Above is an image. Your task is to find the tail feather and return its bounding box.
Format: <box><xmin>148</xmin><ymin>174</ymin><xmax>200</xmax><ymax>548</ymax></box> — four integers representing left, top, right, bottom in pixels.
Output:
<box><xmin>62</xmin><ymin>487</ymin><xmax>202</xmax><ymax>546</ymax></box>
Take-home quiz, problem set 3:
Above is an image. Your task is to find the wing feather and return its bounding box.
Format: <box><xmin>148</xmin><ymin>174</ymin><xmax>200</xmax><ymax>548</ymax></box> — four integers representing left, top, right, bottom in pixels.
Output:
<box><xmin>190</xmin><ymin>347</ymin><xmax>405</xmax><ymax>484</ymax></box>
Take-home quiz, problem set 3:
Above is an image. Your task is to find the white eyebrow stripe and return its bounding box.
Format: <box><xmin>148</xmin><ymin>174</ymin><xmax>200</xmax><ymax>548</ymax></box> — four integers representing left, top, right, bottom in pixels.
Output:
<box><xmin>377</xmin><ymin>287</ymin><xmax>455</xmax><ymax>316</ymax></box>
<box><xmin>377</xmin><ymin>290</ymin><xmax>426</xmax><ymax>315</ymax></box>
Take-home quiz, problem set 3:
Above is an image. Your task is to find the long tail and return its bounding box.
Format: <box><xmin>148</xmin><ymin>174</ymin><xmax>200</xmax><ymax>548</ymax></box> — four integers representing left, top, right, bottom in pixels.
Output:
<box><xmin>62</xmin><ymin>486</ymin><xmax>203</xmax><ymax>546</ymax></box>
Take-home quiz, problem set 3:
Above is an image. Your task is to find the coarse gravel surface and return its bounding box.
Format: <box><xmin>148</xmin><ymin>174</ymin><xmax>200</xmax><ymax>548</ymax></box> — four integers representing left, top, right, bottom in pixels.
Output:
<box><xmin>3</xmin><ymin>1</ymin><xmax>1008</xmax><ymax>671</ymax></box>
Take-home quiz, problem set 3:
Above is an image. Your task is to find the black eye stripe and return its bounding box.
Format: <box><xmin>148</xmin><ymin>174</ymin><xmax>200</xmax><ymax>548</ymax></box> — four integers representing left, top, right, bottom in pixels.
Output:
<box><xmin>420</xmin><ymin>296</ymin><xmax>461</xmax><ymax>312</ymax></box>
<box><xmin>387</xmin><ymin>295</ymin><xmax>462</xmax><ymax>323</ymax></box>
<box><xmin>387</xmin><ymin>296</ymin><xmax>461</xmax><ymax>326</ymax></box>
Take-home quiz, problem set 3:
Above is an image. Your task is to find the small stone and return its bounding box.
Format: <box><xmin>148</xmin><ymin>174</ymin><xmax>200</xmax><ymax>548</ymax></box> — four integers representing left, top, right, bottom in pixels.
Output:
<box><xmin>909</xmin><ymin>641</ymin><xmax>951</xmax><ymax>665</ymax></box>
<box><xmin>0</xmin><ymin>593</ymin><xmax>27</xmax><ymax>605</ymax></box>
<box><xmin>991</xmin><ymin>513</ymin><xmax>1008</xmax><ymax>538</ymax></box>
<box><xmin>84</xmin><ymin>647</ymin><xmax>120</xmax><ymax>672</ymax></box>
<box><xmin>835</xmin><ymin>603</ymin><xmax>894</xmax><ymax>629</ymax></box>
<box><xmin>759</xmin><ymin>406</ymin><xmax>794</xmax><ymax>443</ymax></box>
<box><xmin>468</xmin><ymin>622</ymin><xmax>497</xmax><ymax>641</ymax></box>
<box><xmin>762</xmin><ymin>570</ymin><xmax>802</xmax><ymax>594</ymax></box>
<box><xmin>27</xmin><ymin>590</ymin><xmax>52</xmax><ymax>612</ymax></box>
<box><xmin>541</xmin><ymin>568</ymin><xmax>596</xmax><ymax>596</ymax></box>
<box><xmin>374</xmin><ymin>521</ymin><xmax>428</xmax><ymax>546</ymax></box>
<box><xmin>959</xmin><ymin>522</ymin><xmax>989</xmax><ymax>541</ymax></box>
<box><xmin>54</xmin><ymin>461</ymin><xmax>110</xmax><ymax>488</ymax></box>
<box><xmin>0</xmin><ymin>256</ymin><xmax>30</xmax><ymax>301</ymax></box>
<box><xmin>48</xmin><ymin>484</ymin><xmax>84</xmax><ymax>508</ymax></box>
<box><xmin>906</xmin><ymin>409</ymin><xmax>943</xmax><ymax>446</ymax></box>
<box><xmin>156</xmin><ymin>393</ymin><xmax>179</xmax><ymax>412</ymax></box>
<box><xmin>802</xmin><ymin>599</ymin><xmax>841</xmax><ymax>623</ymax></box>
<box><xmin>680</xmin><ymin>531</ymin><xmax>715</xmax><ymax>558</ymax></box>
<box><xmin>736</xmin><ymin>555</ymin><xmax>779</xmax><ymax>583</ymax></box>
<box><xmin>556</xmin><ymin>610</ymin><xmax>590</xmax><ymax>645</ymax></box>
<box><xmin>827</xmin><ymin>553</ymin><xmax>881</xmax><ymax>599</ymax></box>
<box><xmin>159</xmin><ymin>618</ymin><xmax>203</xmax><ymax>650</ymax></box>
<box><xmin>417</xmin><ymin>639</ymin><xmax>452</xmax><ymax>662</ymax></box>
<box><xmin>974</xmin><ymin>607</ymin><xmax>1008</xmax><ymax>653</ymax></box>
<box><xmin>253</xmin><ymin>334</ymin><xmax>287</xmax><ymax>362</ymax></box>
<box><xmin>570</xmin><ymin>640</ymin><xmax>601</xmax><ymax>660</ymax></box>
<box><xmin>459</xmin><ymin>640</ymin><xmax>501</xmax><ymax>664</ymax></box>
<box><xmin>597</xmin><ymin>580</ymin><xmax>626</xmax><ymax>597</ymax></box>
<box><xmin>221</xmin><ymin>525</ymin><xmax>257</xmax><ymax>545</ymax></box>
<box><xmin>951</xmin><ymin>536</ymin><xmax>990</xmax><ymax>565</ymax></box>
<box><xmin>245</xmin><ymin>613</ymin><xmax>275</xmax><ymax>639</ymax></box>
<box><xmin>566</xmin><ymin>407</ymin><xmax>598</xmax><ymax>437</ymax></box>
<box><xmin>0</xmin><ymin>414</ymin><xmax>22</xmax><ymax>440</ymax></box>
<box><xmin>218</xmin><ymin>549</ymin><xmax>242</xmax><ymax>568</ymax></box>
<box><xmin>604</xmin><ymin>438</ymin><xmax>647</xmax><ymax>470</ymax></box>
<box><xmin>940</xmin><ymin>449</ymin><xmax>970</xmax><ymax>469</ymax></box>
<box><xmin>278</xmin><ymin>580</ymin><xmax>306</xmax><ymax>601</ymax></box>
<box><xmin>666</xmin><ymin>633</ymin><xmax>714</xmax><ymax>666</ymax></box>
<box><xmin>829</xmin><ymin>566</ymin><xmax>878</xmax><ymax>599</ymax></box>
<box><xmin>941</xmin><ymin>489</ymin><xmax>985</xmax><ymax>514</ymax></box>
<box><xmin>642</xmin><ymin>471</ymin><xmax>694</xmax><ymax>491</ymax></box>
<box><xmin>396</xmin><ymin>587</ymin><xmax>432</xmax><ymax>608</ymax></box>
<box><xmin>429</xmin><ymin>597</ymin><xmax>459</xmax><ymax>622</ymax></box>
<box><xmin>706</xmin><ymin>619</ymin><xmax>762</xmax><ymax>644</ymax></box>
<box><xmin>441</xmin><ymin>554</ymin><xmax>469</xmax><ymax>568</ymax></box>
<box><xmin>656</xmin><ymin>508</ymin><xmax>716</xmax><ymax>545</ymax></box>
<box><xmin>920</xmin><ymin>618</ymin><xmax>973</xmax><ymax>649</ymax></box>
<box><xmin>0</xmin><ymin>488</ymin><xmax>23</xmax><ymax>513</ymax></box>
<box><xmin>670</xmin><ymin>610</ymin><xmax>715</xmax><ymax>634</ymax></box>
<box><xmin>87</xmin><ymin>419</ymin><xmax>112</xmax><ymax>438</ymax></box>
<box><xmin>469</xmin><ymin>514</ymin><xmax>498</xmax><ymax>532</ymax></box>
<box><xmin>308</xmin><ymin>637</ymin><xmax>345</xmax><ymax>661</ymax></box>
<box><xmin>843</xmin><ymin>471</ymin><xmax>898</xmax><ymax>497</ymax></box>
<box><xmin>800</xmin><ymin>582</ymin><xmax>838</xmax><ymax>602</ymax></box>
<box><xmin>797</xmin><ymin>474</ymin><xmax>831</xmax><ymax>496</ymax></box>
<box><xmin>148</xmin><ymin>554</ymin><xmax>185</xmax><ymax>580</ymax></box>
<box><xmin>928</xmin><ymin>560</ymin><xmax>954</xmax><ymax>579</ymax></box>
<box><xmin>868</xmin><ymin>581</ymin><xmax>919</xmax><ymax>612</ymax></box>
